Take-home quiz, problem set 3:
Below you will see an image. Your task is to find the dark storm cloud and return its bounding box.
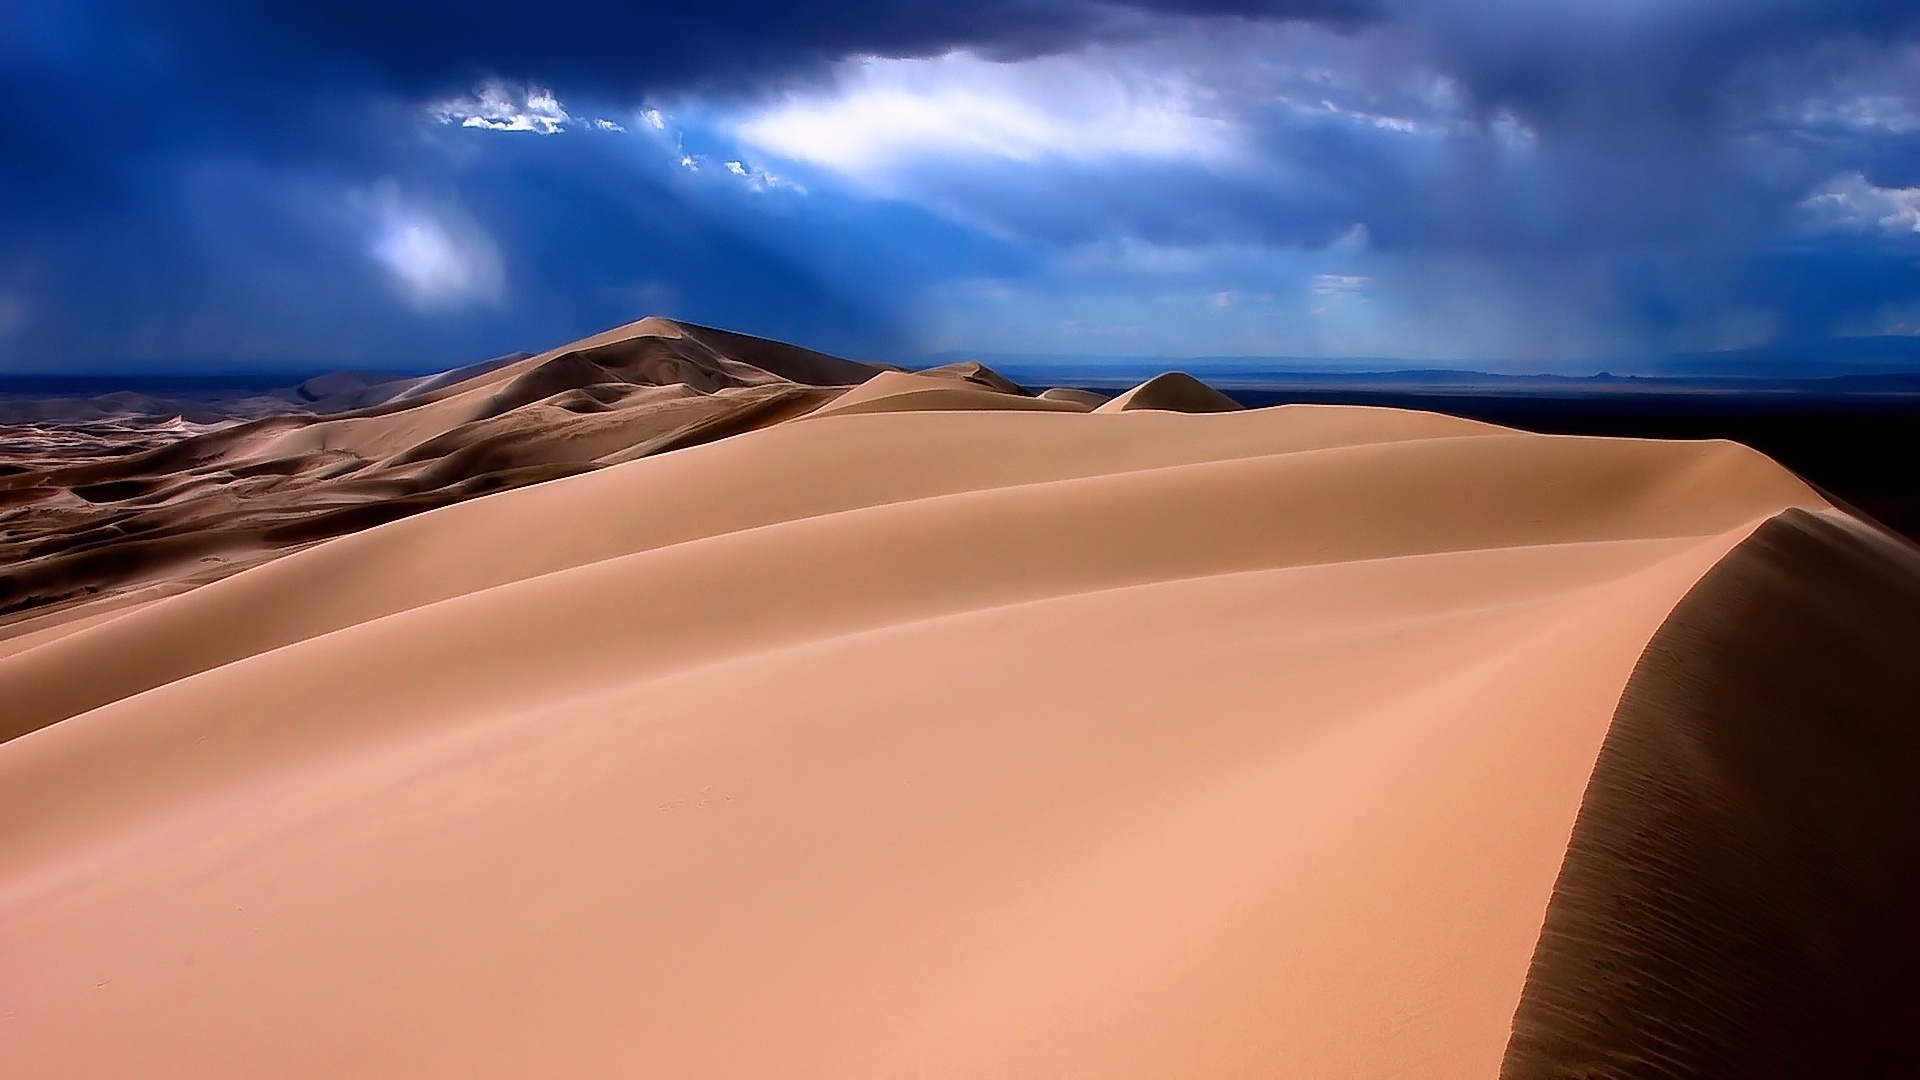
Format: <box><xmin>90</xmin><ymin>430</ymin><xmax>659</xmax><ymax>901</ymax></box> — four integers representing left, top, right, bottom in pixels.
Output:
<box><xmin>738</xmin><ymin>2</ymin><xmax>1919</xmax><ymax>357</ymax></box>
<box><xmin>1</xmin><ymin>0</ymin><xmax>1918</xmax><ymax>369</ymax></box>
<box><xmin>1408</xmin><ymin>0</ymin><xmax>1920</xmax><ymax>133</ymax></box>
<box><xmin>67</xmin><ymin>0</ymin><xmax>1381</xmax><ymax>96</ymax></box>
<box><xmin>801</xmin><ymin>25</ymin><xmax>1895</xmax><ymax>256</ymax></box>
<box><xmin>0</xmin><ymin>0</ymin><xmax>1378</xmax><ymax>369</ymax></box>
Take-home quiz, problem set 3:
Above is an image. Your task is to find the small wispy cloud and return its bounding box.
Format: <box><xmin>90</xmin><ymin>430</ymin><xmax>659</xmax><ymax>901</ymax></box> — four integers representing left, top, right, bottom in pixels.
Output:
<box><xmin>431</xmin><ymin>81</ymin><xmax>626</xmax><ymax>135</ymax></box>
<box><xmin>1781</xmin><ymin>47</ymin><xmax>1920</xmax><ymax>137</ymax></box>
<box><xmin>1310</xmin><ymin>273</ymin><xmax>1370</xmax><ymax>296</ymax></box>
<box><xmin>1801</xmin><ymin>173</ymin><xmax>1920</xmax><ymax>235</ymax></box>
<box><xmin>1792</xmin><ymin>95</ymin><xmax>1920</xmax><ymax>135</ymax></box>
<box><xmin>1308</xmin><ymin>273</ymin><xmax>1370</xmax><ymax>315</ymax></box>
<box><xmin>433</xmin><ymin>82</ymin><xmax>571</xmax><ymax>133</ymax></box>
<box><xmin>724</xmin><ymin>160</ymin><xmax>805</xmax><ymax>194</ymax></box>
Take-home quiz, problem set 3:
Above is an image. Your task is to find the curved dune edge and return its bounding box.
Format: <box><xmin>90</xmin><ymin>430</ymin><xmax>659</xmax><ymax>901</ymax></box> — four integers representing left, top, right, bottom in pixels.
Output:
<box><xmin>1501</xmin><ymin>508</ymin><xmax>1920</xmax><ymax>1078</ymax></box>
<box><xmin>0</xmin><ymin>399</ymin><xmax>1842</xmax><ymax>1077</ymax></box>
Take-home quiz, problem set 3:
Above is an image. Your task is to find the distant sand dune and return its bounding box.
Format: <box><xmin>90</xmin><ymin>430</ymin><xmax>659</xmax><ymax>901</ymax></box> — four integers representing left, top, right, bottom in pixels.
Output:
<box><xmin>1093</xmin><ymin>370</ymin><xmax>1242</xmax><ymax>414</ymax></box>
<box><xmin>1</xmin><ymin>318</ymin><xmax>1911</xmax><ymax>1078</ymax></box>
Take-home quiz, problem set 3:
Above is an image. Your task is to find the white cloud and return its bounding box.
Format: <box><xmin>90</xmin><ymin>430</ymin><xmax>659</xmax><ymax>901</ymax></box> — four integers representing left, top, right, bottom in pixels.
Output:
<box><xmin>1308</xmin><ymin>274</ymin><xmax>1371</xmax><ymax>316</ymax></box>
<box><xmin>354</xmin><ymin>181</ymin><xmax>504</xmax><ymax>310</ymax></box>
<box><xmin>434</xmin><ymin>81</ymin><xmax>572</xmax><ymax>134</ymax></box>
<box><xmin>1310</xmin><ymin>273</ymin><xmax>1371</xmax><ymax>296</ymax></box>
<box><xmin>1783</xmin><ymin>46</ymin><xmax>1920</xmax><ymax>136</ymax></box>
<box><xmin>733</xmin><ymin>49</ymin><xmax>1235</xmax><ymax>177</ymax></box>
<box><xmin>715</xmin><ymin>159</ymin><xmax>804</xmax><ymax>193</ymax></box>
<box><xmin>720</xmin><ymin>25</ymin><xmax>1530</xmax><ymax>205</ymax></box>
<box><xmin>1795</xmin><ymin>95</ymin><xmax>1920</xmax><ymax>134</ymax></box>
<box><xmin>431</xmin><ymin>82</ymin><xmax>628</xmax><ymax>135</ymax></box>
<box><xmin>1801</xmin><ymin>173</ymin><xmax>1920</xmax><ymax>235</ymax></box>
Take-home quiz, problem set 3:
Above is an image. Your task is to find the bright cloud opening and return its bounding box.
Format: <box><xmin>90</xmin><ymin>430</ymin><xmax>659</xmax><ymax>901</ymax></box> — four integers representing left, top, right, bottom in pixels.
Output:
<box><xmin>355</xmin><ymin>182</ymin><xmax>505</xmax><ymax>310</ymax></box>
<box><xmin>733</xmin><ymin>50</ymin><xmax>1235</xmax><ymax>177</ymax></box>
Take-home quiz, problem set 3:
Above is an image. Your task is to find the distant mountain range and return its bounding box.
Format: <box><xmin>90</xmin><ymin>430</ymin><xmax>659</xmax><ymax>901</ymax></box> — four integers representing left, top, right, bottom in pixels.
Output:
<box><xmin>937</xmin><ymin>335</ymin><xmax>1920</xmax><ymax>390</ymax></box>
<box><xmin>9</xmin><ymin>333</ymin><xmax>1920</xmax><ymax>401</ymax></box>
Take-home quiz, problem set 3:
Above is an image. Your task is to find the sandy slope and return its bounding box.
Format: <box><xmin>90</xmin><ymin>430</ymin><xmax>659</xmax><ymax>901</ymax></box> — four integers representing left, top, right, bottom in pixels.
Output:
<box><xmin>0</xmin><ymin>349</ymin><xmax>1850</xmax><ymax>1078</ymax></box>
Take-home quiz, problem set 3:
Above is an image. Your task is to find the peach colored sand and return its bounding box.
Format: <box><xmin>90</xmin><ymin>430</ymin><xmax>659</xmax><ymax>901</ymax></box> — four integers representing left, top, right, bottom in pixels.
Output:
<box><xmin>0</xmin><ymin>329</ymin><xmax>1843</xmax><ymax>1076</ymax></box>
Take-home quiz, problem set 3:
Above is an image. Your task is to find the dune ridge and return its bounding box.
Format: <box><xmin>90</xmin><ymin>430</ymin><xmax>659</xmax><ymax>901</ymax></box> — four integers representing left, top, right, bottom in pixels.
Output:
<box><xmin>0</xmin><ymin>317</ymin><xmax>1905</xmax><ymax>1077</ymax></box>
<box><xmin>0</xmin><ymin>410</ymin><xmax>1811</xmax><ymax>748</ymax></box>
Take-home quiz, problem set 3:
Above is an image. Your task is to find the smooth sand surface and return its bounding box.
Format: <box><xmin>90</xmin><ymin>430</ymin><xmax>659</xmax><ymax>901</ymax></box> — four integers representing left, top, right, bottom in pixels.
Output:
<box><xmin>0</xmin><ymin>354</ymin><xmax>1839</xmax><ymax>1076</ymax></box>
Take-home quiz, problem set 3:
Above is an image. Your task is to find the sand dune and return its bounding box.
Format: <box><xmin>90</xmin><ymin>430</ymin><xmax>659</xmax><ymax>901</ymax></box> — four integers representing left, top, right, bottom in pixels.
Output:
<box><xmin>1</xmin><ymin>319</ymin><xmax>1912</xmax><ymax>1078</ymax></box>
<box><xmin>0</xmin><ymin>319</ymin><xmax>891</xmax><ymax>620</ymax></box>
<box><xmin>1093</xmin><ymin>370</ymin><xmax>1242</xmax><ymax>414</ymax></box>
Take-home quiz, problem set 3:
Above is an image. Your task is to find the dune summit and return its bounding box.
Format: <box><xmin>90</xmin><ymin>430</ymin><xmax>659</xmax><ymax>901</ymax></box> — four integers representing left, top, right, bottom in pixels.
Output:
<box><xmin>1</xmin><ymin>319</ymin><xmax>1915</xmax><ymax>1078</ymax></box>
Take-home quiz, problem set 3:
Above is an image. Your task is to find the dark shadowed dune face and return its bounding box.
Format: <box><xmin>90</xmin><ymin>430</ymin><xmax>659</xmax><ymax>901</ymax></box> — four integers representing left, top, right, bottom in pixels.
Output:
<box><xmin>1503</xmin><ymin>509</ymin><xmax>1920</xmax><ymax>1079</ymax></box>
<box><xmin>1218</xmin><ymin>388</ymin><xmax>1920</xmax><ymax>545</ymax></box>
<box><xmin>0</xmin><ymin>319</ymin><xmax>889</xmax><ymax>621</ymax></box>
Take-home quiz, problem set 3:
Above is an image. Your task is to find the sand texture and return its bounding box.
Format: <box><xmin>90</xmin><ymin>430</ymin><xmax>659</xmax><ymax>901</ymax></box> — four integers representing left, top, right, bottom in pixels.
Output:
<box><xmin>1</xmin><ymin>319</ymin><xmax>1909</xmax><ymax>1077</ymax></box>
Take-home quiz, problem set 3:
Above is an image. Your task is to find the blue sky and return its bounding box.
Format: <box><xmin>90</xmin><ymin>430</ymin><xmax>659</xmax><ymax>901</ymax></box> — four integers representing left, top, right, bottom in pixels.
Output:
<box><xmin>3</xmin><ymin>0</ymin><xmax>1919</xmax><ymax>372</ymax></box>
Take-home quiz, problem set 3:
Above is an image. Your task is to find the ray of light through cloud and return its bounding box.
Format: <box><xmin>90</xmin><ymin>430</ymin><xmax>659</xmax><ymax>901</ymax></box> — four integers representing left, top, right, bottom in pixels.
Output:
<box><xmin>355</xmin><ymin>181</ymin><xmax>505</xmax><ymax>310</ymax></box>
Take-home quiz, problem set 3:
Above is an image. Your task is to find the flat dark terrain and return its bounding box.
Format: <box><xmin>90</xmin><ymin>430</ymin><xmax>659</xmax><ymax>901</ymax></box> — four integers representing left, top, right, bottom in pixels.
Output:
<box><xmin>1221</xmin><ymin>388</ymin><xmax>1920</xmax><ymax>544</ymax></box>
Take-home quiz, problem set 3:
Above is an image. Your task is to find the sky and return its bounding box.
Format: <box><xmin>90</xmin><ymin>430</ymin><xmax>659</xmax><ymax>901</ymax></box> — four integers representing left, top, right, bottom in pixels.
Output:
<box><xmin>2</xmin><ymin>0</ymin><xmax>1919</xmax><ymax>373</ymax></box>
